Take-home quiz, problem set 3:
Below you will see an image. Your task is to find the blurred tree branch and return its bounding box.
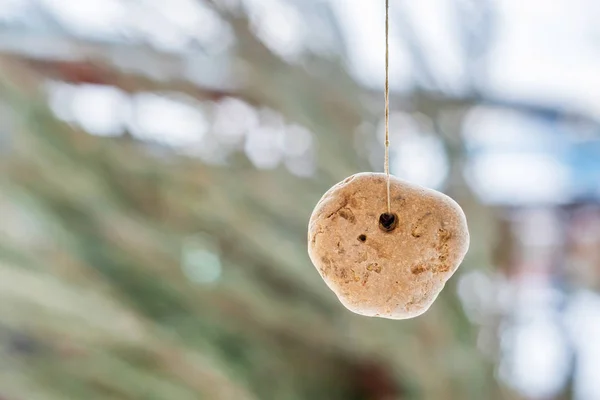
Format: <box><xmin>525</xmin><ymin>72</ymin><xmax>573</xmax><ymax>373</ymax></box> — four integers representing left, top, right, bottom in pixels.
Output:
<box><xmin>0</xmin><ymin>1</ymin><xmax>563</xmax><ymax>399</ymax></box>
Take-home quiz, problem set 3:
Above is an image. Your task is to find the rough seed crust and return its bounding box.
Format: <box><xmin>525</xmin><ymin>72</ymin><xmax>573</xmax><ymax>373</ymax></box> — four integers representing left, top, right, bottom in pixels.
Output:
<box><xmin>308</xmin><ymin>173</ymin><xmax>470</xmax><ymax>320</ymax></box>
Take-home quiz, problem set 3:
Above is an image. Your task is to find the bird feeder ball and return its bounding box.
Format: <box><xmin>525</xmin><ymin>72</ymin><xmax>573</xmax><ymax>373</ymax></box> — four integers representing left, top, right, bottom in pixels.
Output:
<box><xmin>308</xmin><ymin>172</ymin><xmax>469</xmax><ymax>320</ymax></box>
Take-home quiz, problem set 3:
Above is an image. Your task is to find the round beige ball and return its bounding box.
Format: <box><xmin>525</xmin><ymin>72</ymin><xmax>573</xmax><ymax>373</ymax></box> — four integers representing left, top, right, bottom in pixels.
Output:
<box><xmin>308</xmin><ymin>172</ymin><xmax>469</xmax><ymax>320</ymax></box>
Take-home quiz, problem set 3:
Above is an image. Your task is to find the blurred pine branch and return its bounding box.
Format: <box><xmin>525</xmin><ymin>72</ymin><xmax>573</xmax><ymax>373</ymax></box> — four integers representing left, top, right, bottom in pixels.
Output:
<box><xmin>0</xmin><ymin>2</ymin><xmax>530</xmax><ymax>399</ymax></box>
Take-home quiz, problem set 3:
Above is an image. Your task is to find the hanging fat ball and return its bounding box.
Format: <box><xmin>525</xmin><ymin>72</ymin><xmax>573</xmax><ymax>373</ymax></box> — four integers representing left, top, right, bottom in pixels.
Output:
<box><xmin>308</xmin><ymin>173</ymin><xmax>469</xmax><ymax>320</ymax></box>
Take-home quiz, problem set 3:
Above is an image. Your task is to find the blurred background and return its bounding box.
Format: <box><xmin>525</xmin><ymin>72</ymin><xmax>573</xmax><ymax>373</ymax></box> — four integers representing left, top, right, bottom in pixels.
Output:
<box><xmin>0</xmin><ymin>0</ymin><xmax>599</xmax><ymax>399</ymax></box>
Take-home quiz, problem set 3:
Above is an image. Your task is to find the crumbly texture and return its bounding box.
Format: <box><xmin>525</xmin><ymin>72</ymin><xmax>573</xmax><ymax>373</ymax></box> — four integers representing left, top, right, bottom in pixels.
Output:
<box><xmin>308</xmin><ymin>172</ymin><xmax>470</xmax><ymax>320</ymax></box>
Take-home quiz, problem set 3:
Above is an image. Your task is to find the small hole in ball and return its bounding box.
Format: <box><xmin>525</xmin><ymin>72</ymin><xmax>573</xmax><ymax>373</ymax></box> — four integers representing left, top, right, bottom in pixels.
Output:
<box><xmin>358</xmin><ymin>234</ymin><xmax>367</xmax><ymax>242</ymax></box>
<box><xmin>379</xmin><ymin>212</ymin><xmax>398</xmax><ymax>232</ymax></box>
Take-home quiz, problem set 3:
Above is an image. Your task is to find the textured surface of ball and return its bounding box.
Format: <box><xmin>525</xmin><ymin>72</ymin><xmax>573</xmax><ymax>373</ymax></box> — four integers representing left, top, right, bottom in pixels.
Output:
<box><xmin>308</xmin><ymin>172</ymin><xmax>469</xmax><ymax>319</ymax></box>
